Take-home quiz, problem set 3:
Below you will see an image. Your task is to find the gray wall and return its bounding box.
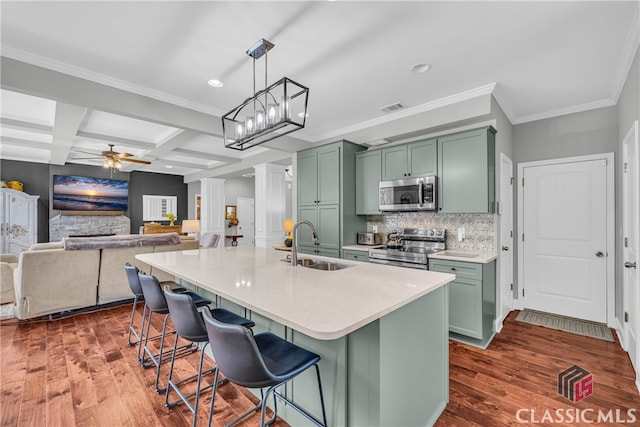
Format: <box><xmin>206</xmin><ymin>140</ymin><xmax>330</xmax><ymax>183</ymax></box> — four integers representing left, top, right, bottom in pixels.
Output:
<box><xmin>512</xmin><ymin>105</ymin><xmax>619</xmax><ymax>306</ymax></box>
<box><xmin>0</xmin><ymin>160</ymin><xmax>50</xmax><ymax>243</ymax></box>
<box><xmin>514</xmin><ymin>106</ymin><xmax>618</xmax><ymax>163</ymax></box>
<box><xmin>616</xmin><ymin>44</ymin><xmax>640</xmax><ymax>324</ymax></box>
<box><xmin>224</xmin><ymin>177</ymin><xmax>255</xmax><ymax>206</ymax></box>
<box><xmin>0</xmin><ymin>159</ymin><xmax>189</xmax><ymax>241</ymax></box>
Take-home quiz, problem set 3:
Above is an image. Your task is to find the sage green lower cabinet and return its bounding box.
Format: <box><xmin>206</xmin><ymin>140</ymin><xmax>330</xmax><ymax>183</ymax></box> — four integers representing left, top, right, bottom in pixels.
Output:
<box><xmin>342</xmin><ymin>249</ymin><xmax>369</xmax><ymax>262</ymax></box>
<box><xmin>179</xmin><ymin>280</ymin><xmax>449</xmax><ymax>426</ymax></box>
<box><xmin>430</xmin><ymin>259</ymin><xmax>496</xmax><ymax>348</ymax></box>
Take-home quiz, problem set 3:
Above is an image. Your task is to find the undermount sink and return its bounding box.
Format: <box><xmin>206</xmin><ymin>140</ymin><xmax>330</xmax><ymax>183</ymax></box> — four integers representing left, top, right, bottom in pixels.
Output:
<box><xmin>296</xmin><ymin>258</ymin><xmax>354</xmax><ymax>271</ymax></box>
<box><xmin>441</xmin><ymin>251</ymin><xmax>479</xmax><ymax>258</ymax></box>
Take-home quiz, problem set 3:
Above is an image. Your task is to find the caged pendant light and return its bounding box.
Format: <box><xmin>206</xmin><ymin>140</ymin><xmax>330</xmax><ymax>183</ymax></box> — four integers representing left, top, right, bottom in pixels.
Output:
<box><xmin>222</xmin><ymin>39</ymin><xmax>309</xmax><ymax>151</ymax></box>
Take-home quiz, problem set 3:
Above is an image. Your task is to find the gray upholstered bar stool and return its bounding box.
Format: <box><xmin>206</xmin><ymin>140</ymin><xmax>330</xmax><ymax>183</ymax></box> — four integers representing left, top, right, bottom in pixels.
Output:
<box><xmin>123</xmin><ymin>263</ymin><xmax>184</xmax><ymax>364</ymax></box>
<box><xmin>138</xmin><ymin>272</ymin><xmax>210</xmax><ymax>393</ymax></box>
<box><xmin>164</xmin><ymin>288</ymin><xmax>255</xmax><ymax>427</ymax></box>
<box><xmin>203</xmin><ymin>308</ymin><xmax>328</xmax><ymax>427</ymax></box>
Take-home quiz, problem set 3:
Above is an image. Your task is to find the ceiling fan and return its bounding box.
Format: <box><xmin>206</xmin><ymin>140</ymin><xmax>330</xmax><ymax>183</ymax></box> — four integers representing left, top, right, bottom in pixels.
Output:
<box><xmin>73</xmin><ymin>144</ymin><xmax>151</xmax><ymax>172</ymax></box>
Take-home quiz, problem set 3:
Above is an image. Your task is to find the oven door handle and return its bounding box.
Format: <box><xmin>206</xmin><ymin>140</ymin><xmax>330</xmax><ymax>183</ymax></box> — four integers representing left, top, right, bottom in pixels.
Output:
<box><xmin>369</xmin><ymin>258</ymin><xmax>427</xmax><ymax>270</ymax></box>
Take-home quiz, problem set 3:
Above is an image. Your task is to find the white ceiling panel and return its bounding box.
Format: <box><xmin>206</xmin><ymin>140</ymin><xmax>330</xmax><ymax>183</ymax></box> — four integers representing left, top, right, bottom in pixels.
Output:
<box><xmin>1</xmin><ymin>127</ymin><xmax>53</xmax><ymax>143</ymax></box>
<box><xmin>0</xmin><ymin>89</ymin><xmax>56</xmax><ymax>126</ymax></box>
<box><xmin>81</xmin><ymin>110</ymin><xmax>181</xmax><ymax>144</ymax></box>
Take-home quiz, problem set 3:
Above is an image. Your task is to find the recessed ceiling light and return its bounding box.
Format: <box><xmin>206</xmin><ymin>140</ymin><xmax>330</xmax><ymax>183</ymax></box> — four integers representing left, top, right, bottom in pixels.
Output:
<box><xmin>208</xmin><ymin>79</ymin><xmax>224</xmax><ymax>88</ymax></box>
<box><xmin>411</xmin><ymin>63</ymin><xmax>431</xmax><ymax>74</ymax></box>
<box><xmin>165</xmin><ymin>165</ymin><xmax>173</xmax><ymax>169</ymax></box>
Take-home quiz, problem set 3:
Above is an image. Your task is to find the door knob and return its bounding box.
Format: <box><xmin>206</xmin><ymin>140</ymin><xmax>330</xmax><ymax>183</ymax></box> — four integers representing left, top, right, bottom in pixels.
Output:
<box><xmin>625</xmin><ymin>262</ymin><xmax>637</xmax><ymax>269</ymax></box>
<box><xmin>596</xmin><ymin>251</ymin><xmax>604</xmax><ymax>257</ymax></box>
<box><xmin>502</xmin><ymin>246</ymin><xmax>509</xmax><ymax>251</ymax></box>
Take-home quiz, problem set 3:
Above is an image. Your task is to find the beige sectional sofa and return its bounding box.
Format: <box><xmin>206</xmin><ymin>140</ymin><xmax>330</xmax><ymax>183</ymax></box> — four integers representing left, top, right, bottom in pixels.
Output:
<box><xmin>13</xmin><ymin>234</ymin><xmax>199</xmax><ymax>320</ymax></box>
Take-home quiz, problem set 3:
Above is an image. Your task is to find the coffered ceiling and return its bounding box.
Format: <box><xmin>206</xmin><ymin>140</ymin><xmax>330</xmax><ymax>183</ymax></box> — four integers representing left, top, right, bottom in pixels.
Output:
<box><xmin>1</xmin><ymin>1</ymin><xmax>638</xmax><ymax>181</ymax></box>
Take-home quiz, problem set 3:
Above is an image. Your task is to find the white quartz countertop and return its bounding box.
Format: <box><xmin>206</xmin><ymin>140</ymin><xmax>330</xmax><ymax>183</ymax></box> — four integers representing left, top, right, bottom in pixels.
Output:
<box><xmin>136</xmin><ymin>247</ymin><xmax>454</xmax><ymax>340</ymax></box>
<box><xmin>342</xmin><ymin>244</ymin><xmax>384</xmax><ymax>251</ymax></box>
<box><xmin>429</xmin><ymin>250</ymin><xmax>498</xmax><ymax>264</ymax></box>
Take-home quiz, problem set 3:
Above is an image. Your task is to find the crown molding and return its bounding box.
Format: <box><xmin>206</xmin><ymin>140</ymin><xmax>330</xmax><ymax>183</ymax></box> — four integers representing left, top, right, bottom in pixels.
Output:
<box><xmin>512</xmin><ymin>98</ymin><xmax>616</xmax><ymax>125</ymax></box>
<box><xmin>1</xmin><ymin>46</ymin><xmax>226</xmax><ymax>118</ymax></box>
<box><xmin>310</xmin><ymin>83</ymin><xmax>497</xmax><ymax>143</ymax></box>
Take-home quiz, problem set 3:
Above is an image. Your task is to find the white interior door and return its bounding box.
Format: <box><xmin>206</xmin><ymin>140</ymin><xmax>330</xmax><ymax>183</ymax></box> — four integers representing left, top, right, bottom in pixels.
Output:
<box><xmin>623</xmin><ymin>121</ymin><xmax>639</xmax><ymax>385</ymax></box>
<box><xmin>520</xmin><ymin>158</ymin><xmax>609</xmax><ymax>323</ymax></box>
<box><xmin>236</xmin><ymin>197</ymin><xmax>255</xmax><ymax>247</ymax></box>
<box><xmin>498</xmin><ymin>153</ymin><xmax>514</xmax><ymax>331</ymax></box>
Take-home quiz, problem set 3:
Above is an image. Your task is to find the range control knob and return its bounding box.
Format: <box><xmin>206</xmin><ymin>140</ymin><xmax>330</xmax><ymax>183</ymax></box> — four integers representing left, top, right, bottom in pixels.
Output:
<box><xmin>436</xmin><ymin>230</ymin><xmax>444</xmax><ymax>237</ymax></box>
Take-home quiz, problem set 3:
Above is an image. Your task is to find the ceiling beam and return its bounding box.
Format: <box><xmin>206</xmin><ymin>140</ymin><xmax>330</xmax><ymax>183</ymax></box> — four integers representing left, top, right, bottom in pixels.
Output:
<box><xmin>1</xmin><ymin>57</ymin><xmax>223</xmax><ymax>137</ymax></box>
<box><xmin>50</xmin><ymin>103</ymin><xmax>87</xmax><ymax>164</ymax></box>
<box><xmin>0</xmin><ymin>117</ymin><xmax>52</xmax><ymax>134</ymax></box>
<box><xmin>173</xmin><ymin>148</ymin><xmax>240</xmax><ymax>164</ymax></box>
<box><xmin>0</xmin><ymin>136</ymin><xmax>52</xmax><ymax>150</ymax></box>
<box><xmin>75</xmin><ymin>131</ymin><xmax>156</xmax><ymax>150</ymax></box>
<box><xmin>183</xmin><ymin>149</ymin><xmax>293</xmax><ymax>183</ymax></box>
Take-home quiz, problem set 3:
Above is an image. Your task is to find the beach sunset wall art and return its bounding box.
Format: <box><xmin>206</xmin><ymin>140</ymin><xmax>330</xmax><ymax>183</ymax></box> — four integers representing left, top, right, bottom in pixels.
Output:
<box><xmin>53</xmin><ymin>175</ymin><xmax>129</xmax><ymax>211</ymax></box>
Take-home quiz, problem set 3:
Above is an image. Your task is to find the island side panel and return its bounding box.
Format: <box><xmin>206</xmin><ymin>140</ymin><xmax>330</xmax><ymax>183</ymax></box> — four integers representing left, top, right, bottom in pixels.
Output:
<box><xmin>283</xmin><ymin>331</ymin><xmax>348</xmax><ymax>427</ymax></box>
<box><xmin>379</xmin><ymin>285</ymin><xmax>449</xmax><ymax>426</ymax></box>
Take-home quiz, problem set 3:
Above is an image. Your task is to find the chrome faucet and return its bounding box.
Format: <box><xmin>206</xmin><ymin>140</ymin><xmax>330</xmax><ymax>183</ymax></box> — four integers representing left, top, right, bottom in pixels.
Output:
<box><xmin>290</xmin><ymin>220</ymin><xmax>318</xmax><ymax>266</ymax></box>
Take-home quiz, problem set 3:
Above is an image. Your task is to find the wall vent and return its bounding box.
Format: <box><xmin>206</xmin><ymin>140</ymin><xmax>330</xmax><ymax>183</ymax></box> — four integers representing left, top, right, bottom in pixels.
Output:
<box><xmin>379</xmin><ymin>102</ymin><xmax>405</xmax><ymax>113</ymax></box>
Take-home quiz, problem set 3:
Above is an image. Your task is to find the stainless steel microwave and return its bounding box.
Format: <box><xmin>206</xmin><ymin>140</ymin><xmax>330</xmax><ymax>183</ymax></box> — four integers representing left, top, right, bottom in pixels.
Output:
<box><xmin>379</xmin><ymin>176</ymin><xmax>437</xmax><ymax>212</ymax></box>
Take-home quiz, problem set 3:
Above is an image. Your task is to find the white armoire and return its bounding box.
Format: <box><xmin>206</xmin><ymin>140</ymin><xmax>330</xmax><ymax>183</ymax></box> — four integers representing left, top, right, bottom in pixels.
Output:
<box><xmin>1</xmin><ymin>189</ymin><xmax>39</xmax><ymax>255</ymax></box>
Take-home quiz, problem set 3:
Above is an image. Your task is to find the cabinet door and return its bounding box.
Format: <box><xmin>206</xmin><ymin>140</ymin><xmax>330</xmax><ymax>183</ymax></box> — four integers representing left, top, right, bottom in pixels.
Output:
<box><xmin>438</xmin><ymin>128</ymin><xmax>495</xmax><ymax>213</ymax></box>
<box><xmin>297</xmin><ymin>206</ymin><xmax>319</xmax><ymax>247</ymax></box>
<box><xmin>381</xmin><ymin>146</ymin><xmax>408</xmax><ymax>181</ymax></box>
<box><xmin>355</xmin><ymin>150</ymin><xmax>381</xmax><ymax>215</ymax></box>
<box><xmin>317</xmin><ymin>205</ymin><xmax>340</xmax><ymax>250</ymax></box>
<box><xmin>408</xmin><ymin>138</ymin><xmax>437</xmax><ymax>177</ymax></box>
<box><xmin>317</xmin><ymin>145</ymin><xmax>341</xmax><ymax>205</ymax></box>
<box><xmin>448</xmin><ymin>278</ymin><xmax>483</xmax><ymax>339</ymax></box>
<box><xmin>298</xmin><ymin>150</ymin><xmax>319</xmax><ymax>206</ymax></box>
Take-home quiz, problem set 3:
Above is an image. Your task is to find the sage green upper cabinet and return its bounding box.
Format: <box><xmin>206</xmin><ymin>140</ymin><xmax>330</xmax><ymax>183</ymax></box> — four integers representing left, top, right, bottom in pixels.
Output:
<box><xmin>381</xmin><ymin>138</ymin><xmax>436</xmax><ymax>180</ymax></box>
<box><xmin>437</xmin><ymin>127</ymin><xmax>496</xmax><ymax>213</ymax></box>
<box><xmin>355</xmin><ymin>150</ymin><xmax>381</xmax><ymax>215</ymax></box>
<box><xmin>298</xmin><ymin>144</ymin><xmax>340</xmax><ymax>206</ymax></box>
<box><xmin>297</xmin><ymin>140</ymin><xmax>366</xmax><ymax>257</ymax></box>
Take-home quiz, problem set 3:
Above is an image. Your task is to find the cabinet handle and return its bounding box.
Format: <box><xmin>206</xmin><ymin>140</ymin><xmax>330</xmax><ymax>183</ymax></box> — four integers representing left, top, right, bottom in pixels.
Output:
<box><xmin>596</xmin><ymin>251</ymin><xmax>604</xmax><ymax>257</ymax></box>
<box><xmin>451</xmin><ymin>267</ymin><xmax>456</xmax><ymax>271</ymax></box>
<box><xmin>625</xmin><ymin>262</ymin><xmax>637</xmax><ymax>269</ymax></box>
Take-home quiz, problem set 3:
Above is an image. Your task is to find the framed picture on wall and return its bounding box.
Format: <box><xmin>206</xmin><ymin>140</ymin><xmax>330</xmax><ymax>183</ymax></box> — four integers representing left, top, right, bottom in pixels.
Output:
<box><xmin>225</xmin><ymin>205</ymin><xmax>236</xmax><ymax>220</ymax></box>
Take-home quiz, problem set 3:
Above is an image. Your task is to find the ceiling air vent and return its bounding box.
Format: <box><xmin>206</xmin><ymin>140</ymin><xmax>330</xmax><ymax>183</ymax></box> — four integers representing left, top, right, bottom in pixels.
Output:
<box><xmin>380</xmin><ymin>102</ymin><xmax>406</xmax><ymax>114</ymax></box>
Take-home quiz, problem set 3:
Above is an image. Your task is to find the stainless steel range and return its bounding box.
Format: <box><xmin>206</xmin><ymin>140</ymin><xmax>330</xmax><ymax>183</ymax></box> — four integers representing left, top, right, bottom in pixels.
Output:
<box><xmin>368</xmin><ymin>228</ymin><xmax>446</xmax><ymax>270</ymax></box>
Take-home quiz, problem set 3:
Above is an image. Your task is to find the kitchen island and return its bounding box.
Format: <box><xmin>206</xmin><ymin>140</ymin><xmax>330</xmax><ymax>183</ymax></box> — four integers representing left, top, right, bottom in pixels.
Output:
<box><xmin>136</xmin><ymin>247</ymin><xmax>455</xmax><ymax>427</ymax></box>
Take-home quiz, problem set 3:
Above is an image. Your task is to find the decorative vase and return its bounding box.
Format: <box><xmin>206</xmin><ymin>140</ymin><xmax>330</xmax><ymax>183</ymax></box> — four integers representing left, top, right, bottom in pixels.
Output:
<box><xmin>284</xmin><ymin>238</ymin><xmax>292</xmax><ymax>247</ymax></box>
<box><xmin>169</xmin><ymin>221</ymin><xmax>175</xmax><ymax>226</ymax></box>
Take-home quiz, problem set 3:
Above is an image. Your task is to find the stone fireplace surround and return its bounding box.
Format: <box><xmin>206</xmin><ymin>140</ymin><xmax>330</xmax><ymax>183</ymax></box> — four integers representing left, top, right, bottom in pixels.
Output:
<box><xmin>49</xmin><ymin>211</ymin><xmax>130</xmax><ymax>242</ymax></box>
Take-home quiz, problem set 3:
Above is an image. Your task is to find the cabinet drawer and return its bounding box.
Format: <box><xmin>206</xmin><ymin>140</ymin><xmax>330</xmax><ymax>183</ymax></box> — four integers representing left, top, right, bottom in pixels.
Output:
<box><xmin>429</xmin><ymin>259</ymin><xmax>482</xmax><ymax>281</ymax></box>
<box><xmin>342</xmin><ymin>250</ymin><xmax>369</xmax><ymax>262</ymax></box>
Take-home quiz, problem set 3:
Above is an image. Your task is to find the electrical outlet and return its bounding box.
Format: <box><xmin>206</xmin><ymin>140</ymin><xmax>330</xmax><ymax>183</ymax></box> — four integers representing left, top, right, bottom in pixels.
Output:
<box><xmin>372</xmin><ymin>225</ymin><xmax>378</xmax><ymax>232</ymax></box>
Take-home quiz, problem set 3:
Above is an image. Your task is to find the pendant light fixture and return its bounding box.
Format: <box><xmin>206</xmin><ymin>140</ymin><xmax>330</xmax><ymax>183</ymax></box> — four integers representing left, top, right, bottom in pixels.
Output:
<box><xmin>222</xmin><ymin>38</ymin><xmax>309</xmax><ymax>151</ymax></box>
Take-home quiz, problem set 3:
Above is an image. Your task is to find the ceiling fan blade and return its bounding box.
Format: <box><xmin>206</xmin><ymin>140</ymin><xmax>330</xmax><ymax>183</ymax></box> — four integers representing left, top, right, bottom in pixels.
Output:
<box><xmin>115</xmin><ymin>152</ymin><xmax>135</xmax><ymax>158</ymax></box>
<box><xmin>121</xmin><ymin>158</ymin><xmax>152</xmax><ymax>165</ymax></box>
<box><xmin>72</xmin><ymin>157</ymin><xmax>103</xmax><ymax>160</ymax></box>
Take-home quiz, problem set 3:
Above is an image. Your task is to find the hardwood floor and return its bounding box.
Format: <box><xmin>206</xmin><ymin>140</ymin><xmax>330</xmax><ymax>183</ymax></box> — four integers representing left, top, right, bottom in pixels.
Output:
<box><xmin>436</xmin><ymin>311</ymin><xmax>640</xmax><ymax>426</ymax></box>
<box><xmin>1</xmin><ymin>306</ymin><xmax>639</xmax><ymax>426</ymax></box>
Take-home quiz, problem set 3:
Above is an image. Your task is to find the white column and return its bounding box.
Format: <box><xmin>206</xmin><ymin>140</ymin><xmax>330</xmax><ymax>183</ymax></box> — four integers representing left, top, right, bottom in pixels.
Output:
<box><xmin>253</xmin><ymin>163</ymin><xmax>286</xmax><ymax>248</ymax></box>
<box><xmin>200</xmin><ymin>178</ymin><xmax>225</xmax><ymax>237</ymax></box>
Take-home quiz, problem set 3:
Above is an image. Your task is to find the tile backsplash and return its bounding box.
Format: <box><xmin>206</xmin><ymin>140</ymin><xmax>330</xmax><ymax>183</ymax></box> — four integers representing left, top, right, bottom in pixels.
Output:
<box><xmin>367</xmin><ymin>212</ymin><xmax>496</xmax><ymax>253</ymax></box>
